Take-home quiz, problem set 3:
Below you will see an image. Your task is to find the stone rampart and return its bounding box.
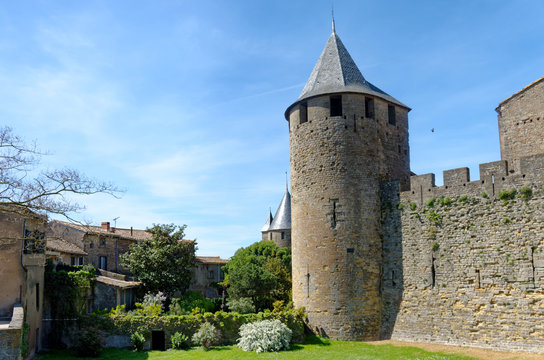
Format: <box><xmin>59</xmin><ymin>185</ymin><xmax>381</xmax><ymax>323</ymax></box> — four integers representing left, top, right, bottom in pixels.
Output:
<box><xmin>0</xmin><ymin>305</ymin><xmax>23</xmax><ymax>360</ymax></box>
<box><xmin>381</xmin><ymin>153</ymin><xmax>544</xmax><ymax>353</ymax></box>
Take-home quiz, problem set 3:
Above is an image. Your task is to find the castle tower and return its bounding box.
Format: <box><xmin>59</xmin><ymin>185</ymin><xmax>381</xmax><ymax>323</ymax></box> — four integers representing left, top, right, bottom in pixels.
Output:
<box><xmin>285</xmin><ymin>24</ymin><xmax>410</xmax><ymax>340</ymax></box>
<box><xmin>496</xmin><ymin>76</ymin><xmax>544</xmax><ymax>173</ymax></box>
<box><xmin>261</xmin><ymin>189</ymin><xmax>292</xmax><ymax>248</ymax></box>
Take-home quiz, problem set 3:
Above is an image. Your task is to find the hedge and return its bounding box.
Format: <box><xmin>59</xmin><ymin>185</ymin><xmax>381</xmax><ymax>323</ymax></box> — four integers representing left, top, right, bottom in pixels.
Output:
<box><xmin>83</xmin><ymin>309</ymin><xmax>305</xmax><ymax>346</ymax></box>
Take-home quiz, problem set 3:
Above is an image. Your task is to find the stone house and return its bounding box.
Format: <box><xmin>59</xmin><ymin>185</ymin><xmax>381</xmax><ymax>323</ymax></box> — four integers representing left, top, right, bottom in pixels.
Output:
<box><xmin>46</xmin><ymin>238</ymin><xmax>87</xmax><ymax>266</ymax></box>
<box><xmin>189</xmin><ymin>256</ymin><xmax>228</xmax><ymax>298</ymax></box>
<box><xmin>47</xmin><ymin>220</ymin><xmax>152</xmax><ymax>274</ymax></box>
<box><xmin>0</xmin><ymin>208</ymin><xmax>47</xmax><ymax>359</ymax></box>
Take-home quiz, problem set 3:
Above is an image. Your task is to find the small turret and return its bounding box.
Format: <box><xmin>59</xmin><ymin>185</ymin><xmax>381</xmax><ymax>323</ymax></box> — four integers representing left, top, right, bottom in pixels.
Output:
<box><xmin>261</xmin><ymin>189</ymin><xmax>291</xmax><ymax>248</ymax></box>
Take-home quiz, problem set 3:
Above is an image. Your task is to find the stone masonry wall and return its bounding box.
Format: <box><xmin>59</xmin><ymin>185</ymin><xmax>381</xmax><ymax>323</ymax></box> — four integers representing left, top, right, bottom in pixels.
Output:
<box><xmin>382</xmin><ymin>153</ymin><xmax>544</xmax><ymax>353</ymax></box>
<box><xmin>289</xmin><ymin>92</ymin><xmax>409</xmax><ymax>340</ymax></box>
<box><xmin>0</xmin><ymin>305</ymin><xmax>24</xmax><ymax>360</ymax></box>
<box><xmin>498</xmin><ymin>77</ymin><xmax>544</xmax><ymax>173</ymax></box>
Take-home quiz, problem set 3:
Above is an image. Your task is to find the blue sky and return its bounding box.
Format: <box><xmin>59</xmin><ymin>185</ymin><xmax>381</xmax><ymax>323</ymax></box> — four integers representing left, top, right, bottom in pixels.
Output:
<box><xmin>2</xmin><ymin>1</ymin><xmax>543</xmax><ymax>258</ymax></box>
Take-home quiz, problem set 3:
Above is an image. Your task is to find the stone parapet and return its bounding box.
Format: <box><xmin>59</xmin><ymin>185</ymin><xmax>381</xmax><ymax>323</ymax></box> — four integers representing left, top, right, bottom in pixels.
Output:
<box><xmin>0</xmin><ymin>305</ymin><xmax>23</xmax><ymax>360</ymax></box>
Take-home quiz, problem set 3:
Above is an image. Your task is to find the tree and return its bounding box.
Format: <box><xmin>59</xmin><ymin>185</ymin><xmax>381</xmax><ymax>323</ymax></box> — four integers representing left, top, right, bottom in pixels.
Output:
<box><xmin>121</xmin><ymin>224</ymin><xmax>196</xmax><ymax>298</ymax></box>
<box><xmin>222</xmin><ymin>241</ymin><xmax>291</xmax><ymax>311</ymax></box>
<box><xmin>0</xmin><ymin>126</ymin><xmax>120</xmax><ymax>219</ymax></box>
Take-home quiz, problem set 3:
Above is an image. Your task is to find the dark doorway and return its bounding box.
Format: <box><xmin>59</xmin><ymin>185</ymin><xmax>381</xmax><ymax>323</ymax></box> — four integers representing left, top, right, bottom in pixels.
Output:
<box><xmin>151</xmin><ymin>330</ymin><xmax>165</xmax><ymax>351</ymax></box>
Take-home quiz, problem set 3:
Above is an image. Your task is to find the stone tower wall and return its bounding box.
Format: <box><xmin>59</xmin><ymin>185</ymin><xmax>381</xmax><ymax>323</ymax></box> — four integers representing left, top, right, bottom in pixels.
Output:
<box><xmin>381</xmin><ymin>153</ymin><xmax>544</xmax><ymax>353</ymax></box>
<box><xmin>261</xmin><ymin>229</ymin><xmax>291</xmax><ymax>248</ymax></box>
<box><xmin>498</xmin><ymin>77</ymin><xmax>544</xmax><ymax>173</ymax></box>
<box><xmin>288</xmin><ymin>93</ymin><xmax>409</xmax><ymax>340</ymax></box>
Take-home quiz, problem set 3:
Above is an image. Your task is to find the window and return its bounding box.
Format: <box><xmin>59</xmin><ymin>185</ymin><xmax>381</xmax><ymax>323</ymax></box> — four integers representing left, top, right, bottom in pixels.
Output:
<box><xmin>330</xmin><ymin>95</ymin><xmax>342</xmax><ymax>117</ymax></box>
<box><xmin>208</xmin><ymin>270</ymin><xmax>215</xmax><ymax>279</ymax></box>
<box><xmin>99</xmin><ymin>256</ymin><xmax>107</xmax><ymax>270</ymax></box>
<box><xmin>100</xmin><ymin>237</ymin><xmax>106</xmax><ymax>247</ymax></box>
<box><xmin>36</xmin><ymin>283</ymin><xmax>40</xmax><ymax>311</ymax></box>
<box><xmin>89</xmin><ymin>241</ymin><xmax>94</xmax><ymax>249</ymax></box>
<box><xmin>281</xmin><ymin>232</ymin><xmax>285</xmax><ymax>239</ymax></box>
<box><xmin>71</xmin><ymin>256</ymin><xmax>76</xmax><ymax>266</ymax></box>
<box><xmin>299</xmin><ymin>102</ymin><xmax>308</xmax><ymax>124</ymax></box>
<box><xmin>365</xmin><ymin>97</ymin><xmax>374</xmax><ymax>118</ymax></box>
<box><xmin>78</xmin><ymin>257</ymin><xmax>84</xmax><ymax>265</ymax></box>
<box><xmin>388</xmin><ymin>105</ymin><xmax>396</xmax><ymax>125</ymax></box>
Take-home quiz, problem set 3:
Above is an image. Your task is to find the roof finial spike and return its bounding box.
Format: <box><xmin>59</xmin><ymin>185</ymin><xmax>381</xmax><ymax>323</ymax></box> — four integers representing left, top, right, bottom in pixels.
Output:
<box><xmin>285</xmin><ymin>171</ymin><xmax>289</xmax><ymax>192</ymax></box>
<box><xmin>331</xmin><ymin>6</ymin><xmax>336</xmax><ymax>34</ymax></box>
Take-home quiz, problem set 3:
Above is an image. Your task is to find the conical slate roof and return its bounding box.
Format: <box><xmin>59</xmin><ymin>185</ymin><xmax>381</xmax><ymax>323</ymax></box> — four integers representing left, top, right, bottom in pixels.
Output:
<box><xmin>285</xmin><ymin>28</ymin><xmax>408</xmax><ymax>119</ymax></box>
<box><xmin>269</xmin><ymin>189</ymin><xmax>291</xmax><ymax>231</ymax></box>
<box><xmin>261</xmin><ymin>210</ymin><xmax>274</xmax><ymax>232</ymax></box>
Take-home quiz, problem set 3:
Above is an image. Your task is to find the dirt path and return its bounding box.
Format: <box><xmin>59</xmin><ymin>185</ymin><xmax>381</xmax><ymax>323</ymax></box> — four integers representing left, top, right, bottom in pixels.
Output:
<box><xmin>364</xmin><ymin>340</ymin><xmax>543</xmax><ymax>360</ymax></box>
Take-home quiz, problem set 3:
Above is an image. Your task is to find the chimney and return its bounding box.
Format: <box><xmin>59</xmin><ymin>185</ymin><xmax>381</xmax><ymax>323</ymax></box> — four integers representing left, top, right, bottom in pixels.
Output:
<box><xmin>130</xmin><ymin>227</ymin><xmax>133</xmax><ymax>236</ymax></box>
<box><xmin>101</xmin><ymin>222</ymin><xmax>110</xmax><ymax>232</ymax></box>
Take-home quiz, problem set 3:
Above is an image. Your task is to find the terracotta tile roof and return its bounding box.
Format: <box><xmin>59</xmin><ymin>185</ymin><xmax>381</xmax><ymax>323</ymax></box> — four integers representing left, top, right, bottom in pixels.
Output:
<box><xmin>51</xmin><ymin>220</ymin><xmax>152</xmax><ymax>241</ymax></box>
<box><xmin>196</xmin><ymin>256</ymin><xmax>228</xmax><ymax>264</ymax></box>
<box><xmin>95</xmin><ymin>275</ymin><xmax>140</xmax><ymax>289</ymax></box>
<box><xmin>46</xmin><ymin>238</ymin><xmax>87</xmax><ymax>256</ymax></box>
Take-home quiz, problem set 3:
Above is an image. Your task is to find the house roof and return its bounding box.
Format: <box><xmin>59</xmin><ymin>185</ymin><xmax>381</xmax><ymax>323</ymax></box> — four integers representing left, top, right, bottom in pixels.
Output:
<box><xmin>196</xmin><ymin>256</ymin><xmax>228</xmax><ymax>264</ymax></box>
<box><xmin>497</xmin><ymin>76</ymin><xmax>544</xmax><ymax>108</ymax></box>
<box><xmin>46</xmin><ymin>238</ymin><xmax>87</xmax><ymax>256</ymax></box>
<box><xmin>95</xmin><ymin>275</ymin><xmax>140</xmax><ymax>289</ymax></box>
<box><xmin>268</xmin><ymin>189</ymin><xmax>291</xmax><ymax>231</ymax></box>
<box><xmin>285</xmin><ymin>27</ymin><xmax>408</xmax><ymax>119</ymax></box>
<box><xmin>51</xmin><ymin>220</ymin><xmax>152</xmax><ymax>241</ymax></box>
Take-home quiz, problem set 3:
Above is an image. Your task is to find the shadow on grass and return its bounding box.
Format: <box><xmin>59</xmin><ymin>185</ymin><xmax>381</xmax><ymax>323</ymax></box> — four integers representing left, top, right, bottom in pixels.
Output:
<box><xmin>38</xmin><ymin>348</ymin><xmax>150</xmax><ymax>360</ymax></box>
<box><xmin>289</xmin><ymin>335</ymin><xmax>332</xmax><ymax>352</ymax></box>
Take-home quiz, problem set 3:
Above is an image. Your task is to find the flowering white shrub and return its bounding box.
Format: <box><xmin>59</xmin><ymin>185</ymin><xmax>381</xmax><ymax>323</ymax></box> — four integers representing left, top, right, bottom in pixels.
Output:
<box><xmin>192</xmin><ymin>322</ymin><xmax>221</xmax><ymax>349</ymax></box>
<box><xmin>143</xmin><ymin>291</ymin><xmax>166</xmax><ymax>309</ymax></box>
<box><xmin>237</xmin><ymin>319</ymin><xmax>292</xmax><ymax>353</ymax></box>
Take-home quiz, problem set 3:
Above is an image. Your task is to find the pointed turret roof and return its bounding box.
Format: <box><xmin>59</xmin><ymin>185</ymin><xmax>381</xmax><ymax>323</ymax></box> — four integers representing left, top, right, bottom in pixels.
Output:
<box><xmin>268</xmin><ymin>189</ymin><xmax>291</xmax><ymax>231</ymax></box>
<box><xmin>285</xmin><ymin>27</ymin><xmax>408</xmax><ymax>119</ymax></box>
<box><xmin>261</xmin><ymin>209</ymin><xmax>274</xmax><ymax>233</ymax></box>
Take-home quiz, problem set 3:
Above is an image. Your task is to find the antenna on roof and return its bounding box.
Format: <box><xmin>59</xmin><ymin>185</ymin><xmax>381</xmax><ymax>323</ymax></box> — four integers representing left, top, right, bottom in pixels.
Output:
<box><xmin>332</xmin><ymin>5</ymin><xmax>336</xmax><ymax>34</ymax></box>
<box><xmin>113</xmin><ymin>216</ymin><xmax>119</xmax><ymax>228</ymax></box>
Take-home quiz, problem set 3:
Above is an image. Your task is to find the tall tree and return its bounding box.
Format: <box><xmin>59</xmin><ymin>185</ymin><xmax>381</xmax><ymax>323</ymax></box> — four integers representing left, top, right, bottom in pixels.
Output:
<box><xmin>223</xmin><ymin>241</ymin><xmax>291</xmax><ymax>311</ymax></box>
<box><xmin>121</xmin><ymin>224</ymin><xmax>196</xmax><ymax>298</ymax></box>
<box><xmin>0</xmin><ymin>126</ymin><xmax>120</xmax><ymax>219</ymax></box>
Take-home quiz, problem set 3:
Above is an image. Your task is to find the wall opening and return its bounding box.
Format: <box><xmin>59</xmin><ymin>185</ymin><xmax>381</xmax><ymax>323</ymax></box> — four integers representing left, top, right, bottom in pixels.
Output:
<box><xmin>532</xmin><ymin>247</ymin><xmax>536</xmax><ymax>286</ymax></box>
<box><xmin>151</xmin><ymin>330</ymin><xmax>165</xmax><ymax>351</ymax></box>
<box><xmin>431</xmin><ymin>257</ymin><xmax>436</xmax><ymax>288</ymax></box>
<box><xmin>392</xmin><ymin>270</ymin><xmax>396</xmax><ymax>287</ymax></box>
<box><xmin>365</xmin><ymin>97</ymin><xmax>374</xmax><ymax>118</ymax></box>
<box><xmin>99</xmin><ymin>256</ymin><xmax>107</xmax><ymax>270</ymax></box>
<box><xmin>306</xmin><ymin>265</ymin><xmax>310</xmax><ymax>298</ymax></box>
<box><xmin>36</xmin><ymin>283</ymin><xmax>40</xmax><ymax>311</ymax></box>
<box><xmin>475</xmin><ymin>269</ymin><xmax>481</xmax><ymax>288</ymax></box>
<box><xmin>300</xmin><ymin>102</ymin><xmax>308</xmax><ymax>124</ymax></box>
<box><xmin>353</xmin><ymin>114</ymin><xmax>357</xmax><ymax>132</ymax></box>
<box><xmin>281</xmin><ymin>232</ymin><xmax>285</xmax><ymax>239</ymax></box>
<box><xmin>330</xmin><ymin>95</ymin><xmax>342</xmax><ymax>117</ymax></box>
<box><xmin>388</xmin><ymin>105</ymin><xmax>396</xmax><ymax>125</ymax></box>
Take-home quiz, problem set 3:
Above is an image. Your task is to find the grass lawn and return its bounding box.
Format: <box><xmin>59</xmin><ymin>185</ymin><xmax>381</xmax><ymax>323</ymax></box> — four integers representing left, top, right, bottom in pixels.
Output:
<box><xmin>38</xmin><ymin>336</ymin><xmax>479</xmax><ymax>360</ymax></box>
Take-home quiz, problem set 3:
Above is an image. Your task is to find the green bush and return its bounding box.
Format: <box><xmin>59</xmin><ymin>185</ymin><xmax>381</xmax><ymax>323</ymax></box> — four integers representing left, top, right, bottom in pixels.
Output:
<box><xmin>426</xmin><ymin>198</ymin><xmax>436</xmax><ymax>208</ymax></box>
<box><xmin>192</xmin><ymin>322</ymin><xmax>221</xmax><ymax>349</ymax></box>
<box><xmin>498</xmin><ymin>189</ymin><xmax>516</xmax><ymax>200</ymax></box>
<box><xmin>131</xmin><ymin>332</ymin><xmax>145</xmax><ymax>352</ymax></box>
<box><xmin>99</xmin><ymin>308</ymin><xmax>305</xmax><ymax>345</ymax></box>
<box><xmin>169</xmin><ymin>291</ymin><xmax>215</xmax><ymax>315</ymax></box>
<box><xmin>480</xmin><ymin>192</ymin><xmax>488</xmax><ymax>199</ymax></box>
<box><xmin>439</xmin><ymin>197</ymin><xmax>452</xmax><ymax>206</ymax></box>
<box><xmin>171</xmin><ymin>331</ymin><xmax>191</xmax><ymax>350</ymax></box>
<box><xmin>432</xmin><ymin>242</ymin><xmax>439</xmax><ymax>251</ymax></box>
<box><xmin>238</xmin><ymin>319</ymin><xmax>292</xmax><ymax>353</ymax></box>
<box><xmin>397</xmin><ymin>203</ymin><xmax>404</xmax><ymax>211</ymax></box>
<box><xmin>227</xmin><ymin>297</ymin><xmax>255</xmax><ymax>314</ymax></box>
<box><xmin>520</xmin><ymin>186</ymin><xmax>532</xmax><ymax>200</ymax></box>
<box><xmin>409</xmin><ymin>202</ymin><xmax>417</xmax><ymax>211</ymax></box>
<box><xmin>427</xmin><ymin>209</ymin><xmax>442</xmax><ymax>225</ymax></box>
<box><xmin>76</xmin><ymin>327</ymin><xmax>102</xmax><ymax>357</ymax></box>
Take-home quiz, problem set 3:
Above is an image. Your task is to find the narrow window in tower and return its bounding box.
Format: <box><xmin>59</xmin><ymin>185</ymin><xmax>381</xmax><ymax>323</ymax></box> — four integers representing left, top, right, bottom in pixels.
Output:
<box><xmin>391</xmin><ymin>270</ymin><xmax>396</xmax><ymax>287</ymax></box>
<box><xmin>475</xmin><ymin>269</ymin><xmax>481</xmax><ymax>289</ymax></box>
<box><xmin>36</xmin><ymin>283</ymin><xmax>40</xmax><ymax>311</ymax></box>
<box><xmin>300</xmin><ymin>102</ymin><xmax>308</xmax><ymax>124</ymax></box>
<box><xmin>388</xmin><ymin>105</ymin><xmax>396</xmax><ymax>125</ymax></box>
<box><xmin>431</xmin><ymin>256</ymin><xmax>436</xmax><ymax>288</ymax></box>
<box><xmin>365</xmin><ymin>97</ymin><xmax>374</xmax><ymax>118</ymax></box>
<box><xmin>330</xmin><ymin>95</ymin><xmax>342</xmax><ymax>117</ymax></box>
<box><xmin>531</xmin><ymin>247</ymin><xmax>536</xmax><ymax>286</ymax></box>
<box><xmin>281</xmin><ymin>232</ymin><xmax>285</xmax><ymax>239</ymax></box>
<box><xmin>330</xmin><ymin>199</ymin><xmax>339</xmax><ymax>229</ymax></box>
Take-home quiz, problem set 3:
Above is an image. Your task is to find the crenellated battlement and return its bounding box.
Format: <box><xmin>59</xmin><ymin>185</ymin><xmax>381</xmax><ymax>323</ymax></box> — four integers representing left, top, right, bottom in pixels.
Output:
<box><xmin>402</xmin><ymin>153</ymin><xmax>544</xmax><ymax>205</ymax></box>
